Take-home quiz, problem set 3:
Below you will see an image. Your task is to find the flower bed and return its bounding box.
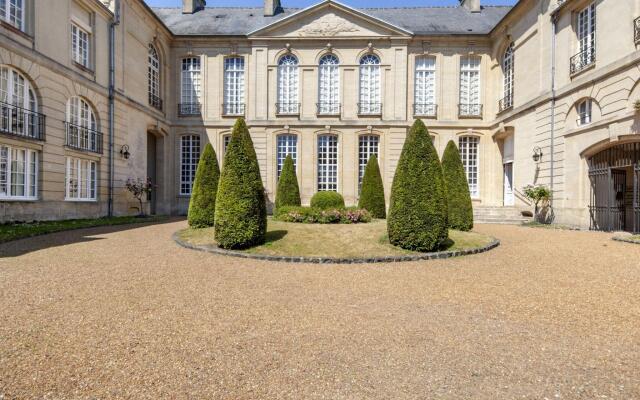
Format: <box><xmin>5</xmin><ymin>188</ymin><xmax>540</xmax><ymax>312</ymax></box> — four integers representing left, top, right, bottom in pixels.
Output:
<box><xmin>274</xmin><ymin>206</ymin><xmax>372</xmax><ymax>224</ymax></box>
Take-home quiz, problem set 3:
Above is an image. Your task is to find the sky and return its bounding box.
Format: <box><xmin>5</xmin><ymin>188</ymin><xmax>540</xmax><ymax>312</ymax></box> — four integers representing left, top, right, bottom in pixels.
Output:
<box><xmin>145</xmin><ymin>0</ymin><xmax>517</xmax><ymax>8</ymax></box>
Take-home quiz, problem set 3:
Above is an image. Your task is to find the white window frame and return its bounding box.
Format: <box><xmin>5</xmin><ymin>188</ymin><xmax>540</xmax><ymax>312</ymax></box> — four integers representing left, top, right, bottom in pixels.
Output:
<box><xmin>148</xmin><ymin>44</ymin><xmax>161</xmax><ymax>106</ymax></box>
<box><xmin>276</xmin><ymin>134</ymin><xmax>298</xmax><ymax>179</ymax></box>
<box><xmin>0</xmin><ymin>144</ymin><xmax>38</xmax><ymax>200</ymax></box>
<box><xmin>318</xmin><ymin>54</ymin><xmax>340</xmax><ymax>115</ymax></box>
<box><xmin>459</xmin><ymin>56</ymin><xmax>481</xmax><ymax>116</ymax></box>
<box><xmin>359</xmin><ymin>54</ymin><xmax>381</xmax><ymax>115</ymax></box>
<box><xmin>317</xmin><ymin>134</ymin><xmax>338</xmax><ymax>192</ymax></box>
<box><xmin>277</xmin><ymin>54</ymin><xmax>299</xmax><ymax>115</ymax></box>
<box><xmin>66</xmin><ymin>97</ymin><xmax>99</xmax><ymax>152</ymax></box>
<box><xmin>71</xmin><ymin>24</ymin><xmax>90</xmax><ymax>69</ymax></box>
<box><xmin>179</xmin><ymin>135</ymin><xmax>200</xmax><ymax>196</ymax></box>
<box><xmin>358</xmin><ymin>135</ymin><xmax>379</xmax><ymax>188</ymax></box>
<box><xmin>459</xmin><ymin>136</ymin><xmax>480</xmax><ymax>198</ymax></box>
<box><xmin>180</xmin><ymin>57</ymin><xmax>201</xmax><ymax>114</ymax></box>
<box><xmin>0</xmin><ymin>65</ymin><xmax>39</xmax><ymax>138</ymax></box>
<box><xmin>502</xmin><ymin>43</ymin><xmax>514</xmax><ymax>106</ymax></box>
<box><xmin>222</xmin><ymin>134</ymin><xmax>231</xmax><ymax>155</ymax></box>
<box><xmin>65</xmin><ymin>157</ymin><xmax>96</xmax><ymax>202</ymax></box>
<box><xmin>414</xmin><ymin>56</ymin><xmax>436</xmax><ymax>116</ymax></box>
<box><xmin>577</xmin><ymin>99</ymin><xmax>592</xmax><ymax>126</ymax></box>
<box><xmin>577</xmin><ymin>3</ymin><xmax>596</xmax><ymax>56</ymax></box>
<box><xmin>0</xmin><ymin>0</ymin><xmax>26</xmax><ymax>31</ymax></box>
<box><xmin>223</xmin><ymin>57</ymin><xmax>245</xmax><ymax>115</ymax></box>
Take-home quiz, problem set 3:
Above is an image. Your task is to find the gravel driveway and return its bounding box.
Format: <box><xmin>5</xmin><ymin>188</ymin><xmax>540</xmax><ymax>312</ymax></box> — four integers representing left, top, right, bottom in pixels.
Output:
<box><xmin>1</xmin><ymin>220</ymin><xmax>639</xmax><ymax>399</ymax></box>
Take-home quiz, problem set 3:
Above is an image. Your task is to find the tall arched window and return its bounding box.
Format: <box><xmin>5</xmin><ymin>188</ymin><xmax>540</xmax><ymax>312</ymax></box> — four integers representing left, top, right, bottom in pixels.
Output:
<box><xmin>277</xmin><ymin>54</ymin><xmax>299</xmax><ymax>115</ymax></box>
<box><xmin>359</xmin><ymin>54</ymin><xmax>381</xmax><ymax>115</ymax></box>
<box><xmin>66</xmin><ymin>97</ymin><xmax>100</xmax><ymax>153</ymax></box>
<box><xmin>0</xmin><ymin>66</ymin><xmax>41</xmax><ymax>139</ymax></box>
<box><xmin>459</xmin><ymin>136</ymin><xmax>480</xmax><ymax>198</ymax></box>
<box><xmin>318</xmin><ymin>54</ymin><xmax>340</xmax><ymax>115</ymax></box>
<box><xmin>148</xmin><ymin>44</ymin><xmax>161</xmax><ymax>111</ymax></box>
<box><xmin>500</xmin><ymin>43</ymin><xmax>514</xmax><ymax>111</ymax></box>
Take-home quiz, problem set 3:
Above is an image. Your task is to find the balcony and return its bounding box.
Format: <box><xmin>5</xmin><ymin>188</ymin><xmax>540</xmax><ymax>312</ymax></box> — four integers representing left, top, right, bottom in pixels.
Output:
<box><xmin>222</xmin><ymin>103</ymin><xmax>245</xmax><ymax>116</ymax></box>
<box><xmin>65</xmin><ymin>122</ymin><xmax>103</xmax><ymax>154</ymax></box>
<box><xmin>149</xmin><ymin>93</ymin><xmax>163</xmax><ymax>112</ymax></box>
<box><xmin>317</xmin><ymin>102</ymin><xmax>341</xmax><ymax>116</ymax></box>
<box><xmin>178</xmin><ymin>103</ymin><xmax>201</xmax><ymax>117</ymax></box>
<box><xmin>0</xmin><ymin>101</ymin><xmax>45</xmax><ymax>141</ymax></box>
<box><xmin>276</xmin><ymin>102</ymin><xmax>300</xmax><ymax>115</ymax></box>
<box><xmin>498</xmin><ymin>93</ymin><xmax>513</xmax><ymax>113</ymax></box>
<box><xmin>358</xmin><ymin>103</ymin><xmax>382</xmax><ymax>115</ymax></box>
<box><xmin>458</xmin><ymin>104</ymin><xmax>483</xmax><ymax>118</ymax></box>
<box><xmin>570</xmin><ymin>46</ymin><xmax>596</xmax><ymax>75</ymax></box>
<box><xmin>635</xmin><ymin>16</ymin><xmax>640</xmax><ymax>44</ymax></box>
<box><xmin>413</xmin><ymin>103</ymin><xmax>437</xmax><ymax>118</ymax></box>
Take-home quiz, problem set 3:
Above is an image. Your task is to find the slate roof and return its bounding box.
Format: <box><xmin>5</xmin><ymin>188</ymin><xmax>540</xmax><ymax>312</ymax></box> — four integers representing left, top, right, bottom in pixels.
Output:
<box><xmin>151</xmin><ymin>5</ymin><xmax>512</xmax><ymax>36</ymax></box>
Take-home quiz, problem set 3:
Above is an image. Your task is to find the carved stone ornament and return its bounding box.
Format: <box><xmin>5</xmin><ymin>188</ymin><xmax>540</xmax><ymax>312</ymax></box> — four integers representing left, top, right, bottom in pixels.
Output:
<box><xmin>298</xmin><ymin>13</ymin><xmax>361</xmax><ymax>36</ymax></box>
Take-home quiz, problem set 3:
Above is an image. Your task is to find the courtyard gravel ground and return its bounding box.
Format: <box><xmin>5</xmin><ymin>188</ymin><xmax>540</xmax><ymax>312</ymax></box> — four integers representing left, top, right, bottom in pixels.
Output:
<box><xmin>0</xmin><ymin>219</ymin><xmax>639</xmax><ymax>399</ymax></box>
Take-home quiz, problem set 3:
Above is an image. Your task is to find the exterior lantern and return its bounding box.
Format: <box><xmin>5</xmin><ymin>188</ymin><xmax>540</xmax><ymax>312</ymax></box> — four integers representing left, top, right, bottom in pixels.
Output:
<box><xmin>532</xmin><ymin>146</ymin><xmax>543</xmax><ymax>163</ymax></box>
<box><xmin>120</xmin><ymin>144</ymin><xmax>131</xmax><ymax>159</ymax></box>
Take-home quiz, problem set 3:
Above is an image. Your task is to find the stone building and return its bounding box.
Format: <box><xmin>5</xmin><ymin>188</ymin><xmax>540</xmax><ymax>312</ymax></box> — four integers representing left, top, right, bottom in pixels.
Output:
<box><xmin>1</xmin><ymin>0</ymin><xmax>639</xmax><ymax>231</ymax></box>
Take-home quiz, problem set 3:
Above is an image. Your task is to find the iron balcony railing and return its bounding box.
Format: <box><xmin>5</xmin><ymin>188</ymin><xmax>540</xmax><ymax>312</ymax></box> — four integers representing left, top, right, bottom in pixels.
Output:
<box><xmin>0</xmin><ymin>101</ymin><xmax>46</xmax><ymax>141</ymax></box>
<box><xmin>358</xmin><ymin>102</ymin><xmax>382</xmax><ymax>115</ymax></box>
<box><xmin>635</xmin><ymin>16</ymin><xmax>640</xmax><ymax>44</ymax></box>
<box><xmin>149</xmin><ymin>93</ymin><xmax>163</xmax><ymax>111</ymax></box>
<box><xmin>458</xmin><ymin>103</ymin><xmax>483</xmax><ymax>118</ymax></box>
<box><xmin>413</xmin><ymin>103</ymin><xmax>437</xmax><ymax>117</ymax></box>
<box><xmin>498</xmin><ymin>93</ymin><xmax>514</xmax><ymax>113</ymax></box>
<box><xmin>276</xmin><ymin>102</ymin><xmax>300</xmax><ymax>115</ymax></box>
<box><xmin>317</xmin><ymin>102</ymin><xmax>341</xmax><ymax>115</ymax></box>
<box><xmin>223</xmin><ymin>103</ymin><xmax>245</xmax><ymax>116</ymax></box>
<box><xmin>65</xmin><ymin>122</ymin><xmax>103</xmax><ymax>154</ymax></box>
<box><xmin>570</xmin><ymin>46</ymin><xmax>596</xmax><ymax>75</ymax></box>
<box><xmin>178</xmin><ymin>103</ymin><xmax>202</xmax><ymax>117</ymax></box>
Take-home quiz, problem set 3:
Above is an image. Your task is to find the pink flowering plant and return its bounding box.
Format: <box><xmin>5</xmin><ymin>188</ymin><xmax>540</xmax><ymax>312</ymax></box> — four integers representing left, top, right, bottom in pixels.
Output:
<box><xmin>274</xmin><ymin>206</ymin><xmax>371</xmax><ymax>224</ymax></box>
<box><xmin>125</xmin><ymin>177</ymin><xmax>155</xmax><ymax>216</ymax></box>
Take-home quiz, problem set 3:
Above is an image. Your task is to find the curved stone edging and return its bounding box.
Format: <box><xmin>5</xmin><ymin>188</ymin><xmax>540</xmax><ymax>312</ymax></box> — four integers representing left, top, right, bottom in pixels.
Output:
<box><xmin>172</xmin><ymin>232</ymin><xmax>500</xmax><ymax>264</ymax></box>
<box><xmin>612</xmin><ymin>236</ymin><xmax>640</xmax><ymax>245</ymax></box>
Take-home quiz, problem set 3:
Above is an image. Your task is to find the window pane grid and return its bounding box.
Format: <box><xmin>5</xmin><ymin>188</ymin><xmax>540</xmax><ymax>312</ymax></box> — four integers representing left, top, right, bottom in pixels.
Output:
<box><xmin>414</xmin><ymin>56</ymin><xmax>436</xmax><ymax>115</ymax></box>
<box><xmin>358</xmin><ymin>135</ymin><xmax>379</xmax><ymax>188</ymax></box>
<box><xmin>0</xmin><ymin>144</ymin><xmax>37</xmax><ymax>200</ymax></box>
<box><xmin>224</xmin><ymin>57</ymin><xmax>245</xmax><ymax>115</ymax></box>
<box><xmin>65</xmin><ymin>157</ymin><xmax>97</xmax><ymax>201</ymax></box>
<box><xmin>359</xmin><ymin>55</ymin><xmax>381</xmax><ymax>114</ymax></box>
<box><xmin>180</xmin><ymin>135</ymin><xmax>200</xmax><ymax>195</ymax></box>
<box><xmin>1</xmin><ymin>0</ymin><xmax>24</xmax><ymax>30</ymax></box>
<box><xmin>317</xmin><ymin>135</ymin><xmax>338</xmax><ymax>192</ymax></box>
<box><xmin>503</xmin><ymin>44</ymin><xmax>514</xmax><ymax>104</ymax></box>
<box><xmin>276</xmin><ymin>135</ymin><xmax>297</xmax><ymax>178</ymax></box>
<box><xmin>277</xmin><ymin>55</ymin><xmax>299</xmax><ymax>114</ymax></box>
<box><xmin>181</xmin><ymin>58</ymin><xmax>201</xmax><ymax>111</ymax></box>
<box><xmin>318</xmin><ymin>54</ymin><xmax>340</xmax><ymax>114</ymax></box>
<box><xmin>72</xmin><ymin>24</ymin><xmax>90</xmax><ymax>68</ymax></box>
<box><xmin>459</xmin><ymin>136</ymin><xmax>479</xmax><ymax>198</ymax></box>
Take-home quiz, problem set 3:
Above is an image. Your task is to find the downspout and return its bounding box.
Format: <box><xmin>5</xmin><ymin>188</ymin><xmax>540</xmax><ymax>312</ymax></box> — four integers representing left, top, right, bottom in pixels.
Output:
<box><xmin>108</xmin><ymin>0</ymin><xmax>120</xmax><ymax>217</ymax></box>
<box><xmin>549</xmin><ymin>12</ymin><xmax>557</xmax><ymax>206</ymax></box>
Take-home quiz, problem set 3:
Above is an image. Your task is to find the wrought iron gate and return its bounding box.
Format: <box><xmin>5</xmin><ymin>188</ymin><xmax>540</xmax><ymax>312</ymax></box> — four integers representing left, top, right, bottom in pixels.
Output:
<box><xmin>589</xmin><ymin>168</ymin><xmax>627</xmax><ymax>232</ymax></box>
<box><xmin>635</xmin><ymin>164</ymin><xmax>640</xmax><ymax>233</ymax></box>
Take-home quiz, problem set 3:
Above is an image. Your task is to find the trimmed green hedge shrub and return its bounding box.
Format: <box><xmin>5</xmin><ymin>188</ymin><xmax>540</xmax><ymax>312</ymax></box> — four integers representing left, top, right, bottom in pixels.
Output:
<box><xmin>214</xmin><ymin>118</ymin><xmax>267</xmax><ymax>249</ymax></box>
<box><xmin>358</xmin><ymin>154</ymin><xmax>386</xmax><ymax>219</ymax></box>
<box><xmin>310</xmin><ymin>191</ymin><xmax>345</xmax><ymax>209</ymax></box>
<box><xmin>387</xmin><ymin>119</ymin><xmax>448</xmax><ymax>252</ymax></box>
<box><xmin>274</xmin><ymin>206</ymin><xmax>371</xmax><ymax>224</ymax></box>
<box><xmin>188</xmin><ymin>143</ymin><xmax>220</xmax><ymax>228</ymax></box>
<box><xmin>275</xmin><ymin>154</ymin><xmax>301</xmax><ymax>210</ymax></box>
<box><xmin>441</xmin><ymin>140</ymin><xmax>473</xmax><ymax>231</ymax></box>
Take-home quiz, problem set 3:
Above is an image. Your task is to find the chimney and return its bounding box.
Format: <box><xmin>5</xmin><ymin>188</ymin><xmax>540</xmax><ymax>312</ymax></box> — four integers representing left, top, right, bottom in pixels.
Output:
<box><xmin>460</xmin><ymin>0</ymin><xmax>481</xmax><ymax>13</ymax></box>
<box><xmin>264</xmin><ymin>0</ymin><xmax>283</xmax><ymax>17</ymax></box>
<box><xmin>183</xmin><ymin>0</ymin><xmax>206</xmax><ymax>14</ymax></box>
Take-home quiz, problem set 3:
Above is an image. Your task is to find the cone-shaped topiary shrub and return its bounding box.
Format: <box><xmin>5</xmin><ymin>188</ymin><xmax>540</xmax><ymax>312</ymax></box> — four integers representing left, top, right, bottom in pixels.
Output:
<box><xmin>358</xmin><ymin>154</ymin><xmax>386</xmax><ymax>219</ymax></box>
<box><xmin>188</xmin><ymin>143</ymin><xmax>220</xmax><ymax>228</ymax></box>
<box><xmin>441</xmin><ymin>140</ymin><xmax>474</xmax><ymax>231</ymax></box>
<box><xmin>275</xmin><ymin>154</ymin><xmax>301</xmax><ymax>210</ymax></box>
<box><xmin>214</xmin><ymin>118</ymin><xmax>267</xmax><ymax>249</ymax></box>
<box><xmin>310</xmin><ymin>191</ymin><xmax>345</xmax><ymax>209</ymax></box>
<box><xmin>387</xmin><ymin>119</ymin><xmax>448</xmax><ymax>252</ymax></box>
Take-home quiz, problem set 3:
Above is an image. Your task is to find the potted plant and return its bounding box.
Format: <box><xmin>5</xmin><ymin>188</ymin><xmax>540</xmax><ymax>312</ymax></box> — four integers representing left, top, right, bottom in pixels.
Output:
<box><xmin>523</xmin><ymin>184</ymin><xmax>552</xmax><ymax>223</ymax></box>
<box><xmin>125</xmin><ymin>177</ymin><xmax>155</xmax><ymax>217</ymax></box>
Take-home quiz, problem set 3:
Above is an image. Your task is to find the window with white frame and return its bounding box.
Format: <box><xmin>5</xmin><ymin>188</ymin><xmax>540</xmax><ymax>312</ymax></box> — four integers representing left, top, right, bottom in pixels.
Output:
<box><xmin>277</xmin><ymin>54</ymin><xmax>299</xmax><ymax>114</ymax></box>
<box><xmin>318</xmin><ymin>54</ymin><xmax>340</xmax><ymax>115</ymax></box>
<box><xmin>317</xmin><ymin>135</ymin><xmax>338</xmax><ymax>191</ymax></box>
<box><xmin>0</xmin><ymin>144</ymin><xmax>37</xmax><ymax>200</ymax></box>
<box><xmin>577</xmin><ymin>3</ymin><xmax>596</xmax><ymax>57</ymax></box>
<box><xmin>71</xmin><ymin>24</ymin><xmax>90</xmax><ymax>68</ymax></box>
<box><xmin>180</xmin><ymin>57</ymin><xmax>201</xmax><ymax>115</ymax></box>
<box><xmin>224</xmin><ymin>57</ymin><xmax>245</xmax><ymax>115</ymax></box>
<box><xmin>577</xmin><ymin>99</ymin><xmax>592</xmax><ymax>125</ymax></box>
<box><xmin>459</xmin><ymin>136</ymin><xmax>479</xmax><ymax>198</ymax></box>
<box><xmin>459</xmin><ymin>56</ymin><xmax>481</xmax><ymax>116</ymax></box>
<box><xmin>180</xmin><ymin>135</ymin><xmax>200</xmax><ymax>195</ymax></box>
<box><xmin>502</xmin><ymin>43</ymin><xmax>514</xmax><ymax>109</ymax></box>
<box><xmin>276</xmin><ymin>134</ymin><xmax>297</xmax><ymax>179</ymax></box>
<box><xmin>148</xmin><ymin>44</ymin><xmax>161</xmax><ymax>110</ymax></box>
<box><xmin>65</xmin><ymin>157</ymin><xmax>96</xmax><ymax>201</ymax></box>
<box><xmin>359</xmin><ymin>54</ymin><xmax>381</xmax><ymax>114</ymax></box>
<box><xmin>414</xmin><ymin>56</ymin><xmax>436</xmax><ymax>116</ymax></box>
<box><xmin>0</xmin><ymin>0</ymin><xmax>25</xmax><ymax>30</ymax></box>
<box><xmin>223</xmin><ymin>134</ymin><xmax>231</xmax><ymax>155</ymax></box>
<box><xmin>0</xmin><ymin>66</ymin><xmax>39</xmax><ymax>138</ymax></box>
<box><xmin>66</xmin><ymin>97</ymin><xmax>99</xmax><ymax>152</ymax></box>
<box><xmin>358</xmin><ymin>135</ymin><xmax>379</xmax><ymax>187</ymax></box>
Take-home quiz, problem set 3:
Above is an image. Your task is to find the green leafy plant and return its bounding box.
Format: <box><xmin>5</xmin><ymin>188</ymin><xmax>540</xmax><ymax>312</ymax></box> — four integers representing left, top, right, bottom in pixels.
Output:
<box><xmin>634</xmin><ymin>100</ymin><xmax>640</xmax><ymax>112</ymax></box>
<box><xmin>274</xmin><ymin>154</ymin><xmax>301</xmax><ymax>210</ymax></box>
<box><xmin>310</xmin><ymin>191</ymin><xmax>345</xmax><ymax>210</ymax></box>
<box><xmin>188</xmin><ymin>143</ymin><xmax>220</xmax><ymax>228</ymax></box>
<box><xmin>523</xmin><ymin>184</ymin><xmax>552</xmax><ymax>223</ymax></box>
<box><xmin>125</xmin><ymin>177</ymin><xmax>155</xmax><ymax>217</ymax></box>
<box><xmin>441</xmin><ymin>140</ymin><xmax>473</xmax><ymax>231</ymax></box>
<box><xmin>358</xmin><ymin>154</ymin><xmax>386</xmax><ymax>219</ymax></box>
<box><xmin>214</xmin><ymin>118</ymin><xmax>267</xmax><ymax>249</ymax></box>
<box><xmin>388</xmin><ymin>119</ymin><xmax>448</xmax><ymax>252</ymax></box>
<box><xmin>274</xmin><ymin>206</ymin><xmax>371</xmax><ymax>224</ymax></box>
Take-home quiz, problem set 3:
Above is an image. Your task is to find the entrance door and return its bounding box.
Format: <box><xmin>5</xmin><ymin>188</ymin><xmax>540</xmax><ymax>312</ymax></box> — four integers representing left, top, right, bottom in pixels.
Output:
<box><xmin>503</xmin><ymin>162</ymin><xmax>514</xmax><ymax>206</ymax></box>
<box><xmin>589</xmin><ymin>167</ymin><xmax>626</xmax><ymax>231</ymax></box>
<box><xmin>146</xmin><ymin>133</ymin><xmax>157</xmax><ymax>215</ymax></box>
<box><xmin>634</xmin><ymin>164</ymin><xmax>640</xmax><ymax>233</ymax></box>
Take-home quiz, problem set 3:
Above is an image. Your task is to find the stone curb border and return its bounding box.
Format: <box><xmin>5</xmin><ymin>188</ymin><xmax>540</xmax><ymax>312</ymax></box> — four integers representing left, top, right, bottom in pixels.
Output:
<box><xmin>612</xmin><ymin>236</ymin><xmax>640</xmax><ymax>245</ymax></box>
<box><xmin>172</xmin><ymin>231</ymin><xmax>500</xmax><ymax>264</ymax></box>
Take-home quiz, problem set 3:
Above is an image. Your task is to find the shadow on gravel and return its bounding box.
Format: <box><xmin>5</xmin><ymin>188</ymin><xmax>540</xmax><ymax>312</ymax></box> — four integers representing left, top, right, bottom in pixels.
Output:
<box><xmin>0</xmin><ymin>218</ymin><xmax>181</xmax><ymax>258</ymax></box>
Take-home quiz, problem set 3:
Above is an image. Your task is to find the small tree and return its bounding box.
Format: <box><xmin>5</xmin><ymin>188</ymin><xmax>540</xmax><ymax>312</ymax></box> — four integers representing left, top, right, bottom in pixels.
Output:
<box><xmin>387</xmin><ymin>119</ymin><xmax>448</xmax><ymax>252</ymax></box>
<box><xmin>358</xmin><ymin>154</ymin><xmax>386</xmax><ymax>219</ymax></box>
<box><xmin>275</xmin><ymin>154</ymin><xmax>301</xmax><ymax>210</ymax></box>
<box><xmin>214</xmin><ymin>118</ymin><xmax>267</xmax><ymax>249</ymax></box>
<box><xmin>441</xmin><ymin>140</ymin><xmax>473</xmax><ymax>231</ymax></box>
<box><xmin>188</xmin><ymin>143</ymin><xmax>220</xmax><ymax>228</ymax></box>
<box><xmin>125</xmin><ymin>177</ymin><xmax>154</xmax><ymax>217</ymax></box>
<box><xmin>310</xmin><ymin>192</ymin><xmax>345</xmax><ymax>209</ymax></box>
<box><xmin>523</xmin><ymin>184</ymin><xmax>552</xmax><ymax>223</ymax></box>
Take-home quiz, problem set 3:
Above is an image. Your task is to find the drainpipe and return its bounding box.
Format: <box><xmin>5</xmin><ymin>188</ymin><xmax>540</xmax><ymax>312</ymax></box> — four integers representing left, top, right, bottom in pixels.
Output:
<box><xmin>549</xmin><ymin>12</ymin><xmax>557</xmax><ymax>206</ymax></box>
<box><xmin>108</xmin><ymin>0</ymin><xmax>120</xmax><ymax>217</ymax></box>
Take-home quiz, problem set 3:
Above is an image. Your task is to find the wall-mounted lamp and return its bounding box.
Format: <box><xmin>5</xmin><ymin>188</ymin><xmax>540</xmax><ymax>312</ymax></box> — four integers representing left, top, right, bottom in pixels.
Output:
<box><xmin>120</xmin><ymin>144</ymin><xmax>130</xmax><ymax>160</ymax></box>
<box><xmin>532</xmin><ymin>146</ymin><xmax>543</xmax><ymax>163</ymax></box>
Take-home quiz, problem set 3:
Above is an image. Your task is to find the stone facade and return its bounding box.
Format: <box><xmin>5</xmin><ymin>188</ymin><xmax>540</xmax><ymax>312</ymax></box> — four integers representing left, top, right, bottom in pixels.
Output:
<box><xmin>1</xmin><ymin>0</ymin><xmax>639</xmax><ymax>230</ymax></box>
